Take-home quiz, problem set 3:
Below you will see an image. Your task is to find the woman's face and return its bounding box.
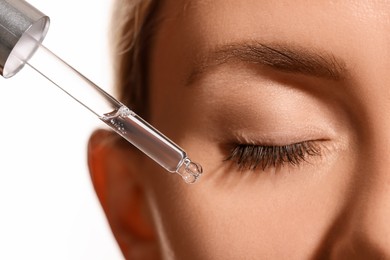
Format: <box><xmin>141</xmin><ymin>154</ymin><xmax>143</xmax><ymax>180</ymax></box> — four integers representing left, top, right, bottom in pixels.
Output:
<box><xmin>103</xmin><ymin>0</ymin><xmax>390</xmax><ymax>258</ymax></box>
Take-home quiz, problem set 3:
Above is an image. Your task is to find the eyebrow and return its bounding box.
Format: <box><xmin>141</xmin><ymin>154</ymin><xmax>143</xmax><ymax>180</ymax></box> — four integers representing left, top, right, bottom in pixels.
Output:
<box><xmin>187</xmin><ymin>41</ymin><xmax>347</xmax><ymax>85</ymax></box>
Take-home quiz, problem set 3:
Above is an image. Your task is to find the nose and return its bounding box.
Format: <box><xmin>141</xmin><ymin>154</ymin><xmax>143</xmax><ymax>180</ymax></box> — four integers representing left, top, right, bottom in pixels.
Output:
<box><xmin>323</xmin><ymin>135</ymin><xmax>390</xmax><ymax>259</ymax></box>
<box><xmin>329</xmin><ymin>185</ymin><xmax>390</xmax><ymax>259</ymax></box>
<box><xmin>312</xmin><ymin>31</ymin><xmax>390</xmax><ymax>258</ymax></box>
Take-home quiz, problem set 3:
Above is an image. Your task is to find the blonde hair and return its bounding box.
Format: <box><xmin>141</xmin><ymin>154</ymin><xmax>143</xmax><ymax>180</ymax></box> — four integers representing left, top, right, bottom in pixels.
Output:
<box><xmin>111</xmin><ymin>0</ymin><xmax>159</xmax><ymax>118</ymax></box>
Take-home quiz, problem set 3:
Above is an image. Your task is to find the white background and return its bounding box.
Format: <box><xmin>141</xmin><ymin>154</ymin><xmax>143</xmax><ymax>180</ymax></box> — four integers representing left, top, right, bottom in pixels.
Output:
<box><xmin>0</xmin><ymin>0</ymin><xmax>123</xmax><ymax>259</ymax></box>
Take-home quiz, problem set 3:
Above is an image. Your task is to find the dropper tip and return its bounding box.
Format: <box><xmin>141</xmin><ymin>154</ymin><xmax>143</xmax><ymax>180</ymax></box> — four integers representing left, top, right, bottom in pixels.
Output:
<box><xmin>176</xmin><ymin>158</ymin><xmax>203</xmax><ymax>184</ymax></box>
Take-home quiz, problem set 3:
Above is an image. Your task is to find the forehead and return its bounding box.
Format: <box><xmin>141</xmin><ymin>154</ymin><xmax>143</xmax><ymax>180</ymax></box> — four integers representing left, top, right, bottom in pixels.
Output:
<box><xmin>149</xmin><ymin>0</ymin><xmax>390</xmax><ymax>107</ymax></box>
<box><xmin>156</xmin><ymin>0</ymin><xmax>390</xmax><ymax>46</ymax></box>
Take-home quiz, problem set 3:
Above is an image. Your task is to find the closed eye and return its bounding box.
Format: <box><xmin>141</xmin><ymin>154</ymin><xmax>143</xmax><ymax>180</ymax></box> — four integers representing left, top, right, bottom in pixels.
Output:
<box><xmin>225</xmin><ymin>141</ymin><xmax>322</xmax><ymax>171</ymax></box>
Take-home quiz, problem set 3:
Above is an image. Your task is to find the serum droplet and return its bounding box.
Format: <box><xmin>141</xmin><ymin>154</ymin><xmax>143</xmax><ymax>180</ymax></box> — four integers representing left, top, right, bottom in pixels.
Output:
<box><xmin>176</xmin><ymin>158</ymin><xmax>203</xmax><ymax>184</ymax></box>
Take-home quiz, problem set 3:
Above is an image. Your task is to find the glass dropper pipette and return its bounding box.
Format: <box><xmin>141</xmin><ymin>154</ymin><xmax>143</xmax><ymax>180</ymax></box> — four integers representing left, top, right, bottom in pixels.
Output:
<box><xmin>0</xmin><ymin>0</ymin><xmax>203</xmax><ymax>184</ymax></box>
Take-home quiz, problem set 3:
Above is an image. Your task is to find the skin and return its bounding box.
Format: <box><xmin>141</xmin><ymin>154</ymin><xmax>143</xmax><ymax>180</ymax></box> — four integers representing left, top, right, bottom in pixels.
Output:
<box><xmin>88</xmin><ymin>0</ymin><xmax>390</xmax><ymax>259</ymax></box>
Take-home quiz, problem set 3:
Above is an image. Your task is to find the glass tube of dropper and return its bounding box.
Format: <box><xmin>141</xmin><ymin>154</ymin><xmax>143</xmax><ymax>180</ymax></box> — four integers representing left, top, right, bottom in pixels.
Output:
<box><xmin>20</xmin><ymin>43</ymin><xmax>203</xmax><ymax>184</ymax></box>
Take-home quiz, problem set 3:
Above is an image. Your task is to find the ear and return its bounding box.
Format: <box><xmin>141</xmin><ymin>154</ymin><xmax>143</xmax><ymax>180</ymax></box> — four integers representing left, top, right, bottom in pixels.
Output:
<box><xmin>87</xmin><ymin>129</ymin><xmax>160</xmax><ymax>259</ymax></box>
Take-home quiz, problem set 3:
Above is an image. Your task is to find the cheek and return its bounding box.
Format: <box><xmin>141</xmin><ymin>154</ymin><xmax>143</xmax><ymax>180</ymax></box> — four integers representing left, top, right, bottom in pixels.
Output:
<box><xmin>142</xmin><ymin>143</ymin><xmax>356</xmax><ymax>259</ymax></box>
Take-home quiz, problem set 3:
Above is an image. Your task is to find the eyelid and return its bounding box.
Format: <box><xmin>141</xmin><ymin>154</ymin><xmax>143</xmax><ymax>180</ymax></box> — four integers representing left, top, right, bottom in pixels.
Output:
<box><xmin>225</xmin><ymin>140</ymin><xmax>322</xmax><ymax>171</ymax></box>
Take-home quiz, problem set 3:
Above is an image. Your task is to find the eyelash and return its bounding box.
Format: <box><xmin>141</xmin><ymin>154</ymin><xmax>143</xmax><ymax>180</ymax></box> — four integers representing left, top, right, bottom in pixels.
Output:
<box><xmin>225</xmin><ymin>141</ymin><xmax>322</xmax><ymax>171</ymax></box>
